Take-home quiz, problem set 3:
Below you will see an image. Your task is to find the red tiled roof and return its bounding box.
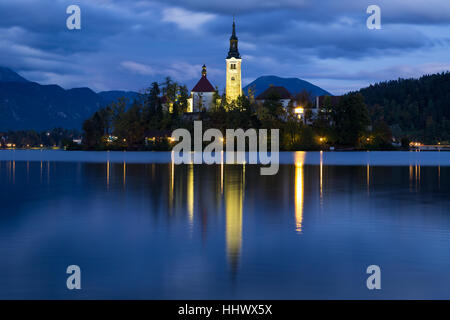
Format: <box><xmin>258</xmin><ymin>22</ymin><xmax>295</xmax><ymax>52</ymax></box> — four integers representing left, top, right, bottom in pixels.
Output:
<box><xmin>192</xmin><ymin>76</ymin><xmax>216</xmax><ymax>92</ymax></box>
<box><xmin>256</xmin><ymin>86</ymin><xmax>292</xmax><ymax>100</ymax></box>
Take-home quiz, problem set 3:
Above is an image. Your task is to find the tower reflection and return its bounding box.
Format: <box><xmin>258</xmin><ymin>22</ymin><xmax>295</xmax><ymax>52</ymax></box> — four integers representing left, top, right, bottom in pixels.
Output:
<box><xmin>225</xmin><ymin>164</ymin><xmax>245</xmax><ymax>272</ymax></box>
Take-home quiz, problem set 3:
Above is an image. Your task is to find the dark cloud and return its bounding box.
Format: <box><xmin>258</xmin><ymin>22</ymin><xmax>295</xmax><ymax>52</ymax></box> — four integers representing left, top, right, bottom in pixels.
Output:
<box><xmin>150</xmin><ymin>0</ymin><xmax>450</xmax><ymax>24</ymax></box>
<box><xmin>0</xmin><ymin>0</ymin><xmax>448</xmax><ymax>94</ymax></box>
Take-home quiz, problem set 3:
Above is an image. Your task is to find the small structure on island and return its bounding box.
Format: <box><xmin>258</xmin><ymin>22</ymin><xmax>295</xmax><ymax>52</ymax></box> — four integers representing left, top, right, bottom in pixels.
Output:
<box><xmin>187</xmin><ymin>65</ymin><xmax>217</xmax><ymax>112</ymax></box>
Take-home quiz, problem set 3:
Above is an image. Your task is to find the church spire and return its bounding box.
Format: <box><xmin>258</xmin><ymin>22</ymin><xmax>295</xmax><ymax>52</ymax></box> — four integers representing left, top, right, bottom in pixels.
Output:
<box><xmin>227</xmin><ymin>18</ymin><xmax>240</xmax><ymax>59</ymax></box>
<box><xmin>231</xmin><ymin>17</ymin><xmax>237</xmax><ymax>40</ymax></box>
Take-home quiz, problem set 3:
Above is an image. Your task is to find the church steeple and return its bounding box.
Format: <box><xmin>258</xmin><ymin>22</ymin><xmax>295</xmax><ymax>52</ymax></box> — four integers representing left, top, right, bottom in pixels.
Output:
<box><xmin>225</xmin><ymin>17</ymin><xmax>242</xmax><ymax>103</ymax></box>
<box><xmin>227</xmin><ymin>18</ymin><xmax>240</xmax><ymax>59</ymax></box>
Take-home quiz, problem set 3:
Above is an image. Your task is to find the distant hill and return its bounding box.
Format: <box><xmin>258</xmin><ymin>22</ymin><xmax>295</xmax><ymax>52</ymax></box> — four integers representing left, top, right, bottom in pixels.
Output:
<box><xmin>0</xmin><ymin>67</ymin><xmax>140</xmax><ymax>131</ymax></box>
<box><xmin>244</xmin><ymin>75</ymin><xmax>331</xmax><ymax>98</ymax></box>
<box><xmin>358</xmin><ymin>72</ymin><xmax>450</xmax><ymax>142</ymax></box>
<box><xmin>0</xmin><ymin>67</ymin><xmax>29</xmax><ymax>83</ymax></box>
<box><xmin>98</xmin><ymin>90</ymin><xmax>141</xmax><ymax>105</ymax></box>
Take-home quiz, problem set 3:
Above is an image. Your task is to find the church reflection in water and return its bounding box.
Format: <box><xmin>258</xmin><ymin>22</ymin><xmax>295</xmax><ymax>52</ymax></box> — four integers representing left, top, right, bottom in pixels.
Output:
<box><xmin>224</xmin><ymin>164</ymin><xmax>245</xmax><ymax>272</ymax></box>
<box><xmin>101</xmin><ymin>156</ymin><xmax>308</xmax><ymax>274</ymax></box>
<box><xmin>35</xmin><ymin>153</ymin><xmax>310</xmax><ymax>275</ymax></box>
<box><xmin>165</xmin><ymin>159</ymin><xmax>245</xmax><ymax>272</ymax></box>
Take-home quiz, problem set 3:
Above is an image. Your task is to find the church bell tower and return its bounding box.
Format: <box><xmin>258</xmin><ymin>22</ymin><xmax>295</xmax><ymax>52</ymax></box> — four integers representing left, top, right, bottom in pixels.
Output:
<box><xmin>226</xmin><ymin>18</ymin><xmax>242</xmax><ymax>103</ymax></box>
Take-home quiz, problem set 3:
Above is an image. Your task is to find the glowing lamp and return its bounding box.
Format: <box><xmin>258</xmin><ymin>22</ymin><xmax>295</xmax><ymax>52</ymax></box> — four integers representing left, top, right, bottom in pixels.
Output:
<box><xmin>294</xmin><ymin>107</ymin><xmax>304</xmax><ymax>114</ymax></box>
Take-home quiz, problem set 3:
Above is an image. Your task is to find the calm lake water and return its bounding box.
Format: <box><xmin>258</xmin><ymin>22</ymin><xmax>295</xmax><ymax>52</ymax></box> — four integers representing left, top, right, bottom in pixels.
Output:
<box><xmin>0</xmin><ymin>151</ymin><xmax>449</xmax><ymax>299</ymax></box>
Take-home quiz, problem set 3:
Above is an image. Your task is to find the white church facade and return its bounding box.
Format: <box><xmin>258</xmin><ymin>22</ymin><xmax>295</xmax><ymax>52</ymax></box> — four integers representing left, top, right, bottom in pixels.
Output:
<box><xmin>187</xmin><ymin>65</ymin><xmax>216</xmax><ymax>112</ymax></box>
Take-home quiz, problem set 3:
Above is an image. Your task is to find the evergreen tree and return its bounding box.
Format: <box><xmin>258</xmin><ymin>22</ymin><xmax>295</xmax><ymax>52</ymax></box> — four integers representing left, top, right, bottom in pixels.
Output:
<box><xmin>332</xmin><ymin>93</ymin><xmax>370</xmax><ymax>146</ymax></box>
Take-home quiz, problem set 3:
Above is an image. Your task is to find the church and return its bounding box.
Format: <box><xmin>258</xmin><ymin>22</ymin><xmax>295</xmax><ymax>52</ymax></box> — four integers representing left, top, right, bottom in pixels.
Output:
<box><xmin>187</xmin><ymin>19</ymin><xmax>242</xmax><ymax>112</ymax></box>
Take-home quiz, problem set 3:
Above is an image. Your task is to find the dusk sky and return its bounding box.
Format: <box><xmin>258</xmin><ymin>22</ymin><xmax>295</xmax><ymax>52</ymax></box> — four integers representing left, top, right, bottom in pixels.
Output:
<box><xmin>0</xmin><ymin>0</ymin><xmax>449</xmax><ymax>94</ymax></box>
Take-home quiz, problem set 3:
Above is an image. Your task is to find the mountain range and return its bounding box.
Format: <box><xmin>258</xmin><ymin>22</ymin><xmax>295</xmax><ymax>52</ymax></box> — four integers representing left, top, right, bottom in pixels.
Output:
<box><xmin>0</xmin><ymin>67</ymin><xmax>140</xmax><ymax>131</ymax></box>
<box><xmin>0</xmin><ymin>67</ymin><xmax>331</xmax><ymax>131</ymax></box>
<box><xmin>244</xmin><ymin>75</ymin><xmax>331</xmax><ymax>98</ymax></box>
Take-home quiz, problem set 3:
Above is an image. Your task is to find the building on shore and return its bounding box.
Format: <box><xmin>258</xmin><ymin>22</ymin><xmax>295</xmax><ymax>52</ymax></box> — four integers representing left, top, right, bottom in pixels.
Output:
<box><xmin>254</xmin><ymin>85</ymin><xmax>342</xmax><ymax>124</ymax></box>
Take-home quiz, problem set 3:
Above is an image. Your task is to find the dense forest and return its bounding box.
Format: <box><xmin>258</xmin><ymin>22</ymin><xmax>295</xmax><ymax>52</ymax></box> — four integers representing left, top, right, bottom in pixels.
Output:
<box><xmin>359</xmin><ymin>72</ymin><xmax>450</xmax><ymax>143</ymax></box>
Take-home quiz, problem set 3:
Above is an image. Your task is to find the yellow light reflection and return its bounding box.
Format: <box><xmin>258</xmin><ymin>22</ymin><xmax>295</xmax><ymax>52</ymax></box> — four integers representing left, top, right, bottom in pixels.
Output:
<box><xmin>225</xmin><ymin>166</ymin><xmax>244</xmax><ymax>271</ymax></box>
<box><xmin>414</xmin><ymin>164</ymin><xmax>421</xmax><ymax>191</ymax></box>
<box><xmin>169</xmin><ymin>156</ymin><xmax>174</xmax><ymax>212</ymax></box>
<box><xmin>418</xmin><ymin>165</ymin><xmax>421</xmax><ymax>184</ymax></box>
<box><xmin>170</xmin><ymin>160</ymin><xmax>174</xmax><ymax>195</ymax></box>
<box><xmin>438</xmin><ymin>165</ymin><xmax>441</xmax><ymax>190</ymax></box>
<box><xmin>106</xmin><ymin>161</ymin><xmax>110</xmax><ymax>188</ymax></box>
<box><xmin>187</xmin><ymin>163</ymin><xmax>194</xmax><ymax>226</ymax></box>
<box><xmin>123</xmin><ymin>161</ymin><xmax>126</xmax><ymax>188</ymax></box>
<box><xmin>221</xmin><ymin>151</ymin><xmax>224</xmax><ymax>194</ymax></box>
<box><xmin>320</xmin><ymin>151</ymin><xmax>323</xmax><ymax>201</ymax></box>
<box><xmin>409</xmin><ymin>165</ymin><xmax>413</xmax><ymax>191</ymax></box>
<box><xmin>366</xmin><ymin>163</ymin><xmax>370</xmax><ymax>195</ymax></box>
<box><xmin>294</xmin><ymin>152</ymin><xmax>305</xmax><ymax>234</ymax></box>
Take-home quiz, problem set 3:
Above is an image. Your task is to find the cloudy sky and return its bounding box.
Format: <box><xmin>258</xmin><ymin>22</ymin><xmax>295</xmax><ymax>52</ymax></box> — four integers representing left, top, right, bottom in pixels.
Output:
<box><xmin>0</xmin><ymin>0</ymin><xmax>449</xmax><ymax>94</ymax></box>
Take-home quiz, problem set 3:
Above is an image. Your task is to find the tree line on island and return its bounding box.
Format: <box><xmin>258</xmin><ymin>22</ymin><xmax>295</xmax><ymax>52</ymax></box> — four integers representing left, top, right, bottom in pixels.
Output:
<box><xmin>80</xmin><ymin>77</ymin><xmax>380</xmax><ymax>151</ymax></box>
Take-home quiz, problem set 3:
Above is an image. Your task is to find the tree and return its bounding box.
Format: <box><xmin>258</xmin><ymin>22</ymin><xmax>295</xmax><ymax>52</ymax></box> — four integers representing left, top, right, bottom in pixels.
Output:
<box><xmin>212</xmin><ymin>87</ymin><xmax>222</xmax><ymax>111</ymax></box>
<box><xmin>178</xmin><ymin>85</ymin><xmax>189</xmax><ymax>113</ymax></box>
<box><xmin>332</xmin><ymin>93</ymin><xmax>370</xmax><ymax>147</ymax></box>
<box><xmin>82</xmin><ymin>109</ymin><xmax>109</xmax><ymax>147</ymax></box>
<box><xmin>144</xmin><ymin>82</ymin><xmax>160</xmax><ymax>119</ymax></box>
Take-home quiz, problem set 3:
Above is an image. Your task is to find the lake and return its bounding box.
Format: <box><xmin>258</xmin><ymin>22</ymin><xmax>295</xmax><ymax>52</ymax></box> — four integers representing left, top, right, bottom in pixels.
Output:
<box><xmin>0</xmin><ymin>150</ymin><xmax>449</xmax><ymax>299</ymax></box>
